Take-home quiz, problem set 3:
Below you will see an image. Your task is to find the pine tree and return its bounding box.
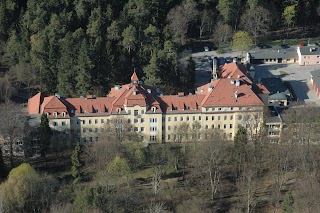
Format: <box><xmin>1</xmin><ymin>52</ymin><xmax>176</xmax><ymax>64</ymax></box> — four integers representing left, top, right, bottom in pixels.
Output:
<box><xmin>71</xmin><ymin>143</ymin><xmax>81</xmax><ymax>184</ymax></box>
<box><xmin>282</xmin><ymin>190</ymin><xmax>294</xmax><ymax>213</ymax></box>
<box><xmin>143</xmin><ymin>50</ymin><xmax>162</xmax><ymax>87</ymax></box>
<box><xmin>185</xmin><ymin>56</ymin><xmax>196</xmax><ymax>93</ymax></box>
<box><xmin>37</xmin><ymin>113</ymin><xmax>52</xmax><ymax>167</ymax></box>
<box><xmin>76</xmin><ymin>40</ymin><xmax>93</xmax><ymax>97</ymax></box>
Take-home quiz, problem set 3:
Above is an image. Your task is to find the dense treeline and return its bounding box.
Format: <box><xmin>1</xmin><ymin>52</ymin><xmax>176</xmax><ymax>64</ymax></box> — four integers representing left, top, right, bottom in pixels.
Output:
<box><xmin>0</xmin><ymin>0</ymin><xmax>319</xmax><ymax>100</ymax></box>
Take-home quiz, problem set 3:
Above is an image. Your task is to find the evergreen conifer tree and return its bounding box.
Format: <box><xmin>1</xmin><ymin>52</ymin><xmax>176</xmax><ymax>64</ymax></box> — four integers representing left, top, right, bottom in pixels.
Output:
<box><xmin>37</xmin><ymin>113</ymin><xmax>52</xmax><ymax>167</ymax></box>
<box><xmin>71</xmin><ymin>143</ymin><xmax>81</xmax><ymax>184</ymax></box>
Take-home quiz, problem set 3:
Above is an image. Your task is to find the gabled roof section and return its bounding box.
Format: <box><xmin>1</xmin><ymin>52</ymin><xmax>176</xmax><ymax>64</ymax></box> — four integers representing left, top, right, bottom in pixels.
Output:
<box><xmin>160</xmin><ymin>94</ymin><xmax>205</xmax><ymax>113</ymax></box>
<box><xmin>42</xmin><ymin>96</ymin><xmax>67</xmax><ymax>110</ymax></box>
<box><xmin>219</xmin><ymin>62</ymin><xmax>252</xmax><ymax>83</ymax></box>
<box><xmin>27</xmin><ymin>92</ymin><xmax>43</xmax><ymax>114</ymax></box>
<box><xmin>199</xmin><ymin>78</ymin><xmax>263</xmax><ymax>107</ymax></box>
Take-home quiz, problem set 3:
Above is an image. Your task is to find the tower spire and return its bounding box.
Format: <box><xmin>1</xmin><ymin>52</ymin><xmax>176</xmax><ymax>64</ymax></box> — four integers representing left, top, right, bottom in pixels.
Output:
<box><xmin>131</xmin><ymin>70</ymin><xmax>139</xmax><ymax>84</ymax></box>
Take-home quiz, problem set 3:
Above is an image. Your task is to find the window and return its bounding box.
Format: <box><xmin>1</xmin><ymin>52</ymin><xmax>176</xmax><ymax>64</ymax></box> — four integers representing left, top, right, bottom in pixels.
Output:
<box><xmin>117</xmin><ymin>108</ymin><xmax>121</xmax><ymax>113</ymax></box>
<box><xmin>212</xmin><ymin>107</ymin><xmax>216</xmax><ymax>111</ymax></box>
<box><xmin>205</xmin><ymin>125</ymin><xmax>208</xmax><ymax>129</ymax></box>
<box><xmin>224</xmin><ymin>124</ymin><xmax>227</xmax><ymax>129</ymax></box>
<box><xmin>224</xmin><ymin>116</ymin><xmax>227</xmax><ymax>120</ymax></box>
<box><xmin>206</xmin><ymin>108</ymin><xmax>209</xmax><ymax>111</ymax></box>
<box><xmin>141</xmin><ymin>127</ymin><xmax>145</xmax><ymax>132</ymax></box>
<box><xmin>150</xmin><ymin>136</ymin><xmax>157</xmax><ymax>141</ymax></box>
<box><xmin>128</xmin><ymin>110</ymin><xmax>131</xmax><ymax>114</ymax></box>
<box><xmin>62</xmin><ymin>121</ymin><xmax>66</xmax><ymax>126</ymax></box>
<box><xmin>95</xmin><ymin>119</ymin><xmax>98</xmax><ymax>124</ymax></box>
<box><xmin>150</xmin><ymin>118</ymin><xmax>157</xmax><ymax>123</ymax></box>
<box><xmin>174</xmin><ymin>117</ymin><xmax>177</xmax><ymax>121</ymax></box>
<box><xmin>53</xmin><ymin>122</ymin><xmax>58</xmax><ymax>126</ymax></box>
<box><xmin>223</xmin><ymin>133</ymin><xmax>226</xmax><ymax>138</ymax></box>
<box><xmin>82</xmin><ymin>120</ymin><xmax>86</xmax><ymax>124</ymax></box>
<box><xmin>174</xmin><ymin>126</ymin><xmax>177</xmax><ymax>130</ymax></box>
<box><xmin>128</xmin><ymin>119</ymin><xmax>131</xmax><ymax>123</ymax></box>
<box><xmin>141</xmin><ymin>110</ymin><xmax>145</xmax><ymax>114</ymax></box>
<box><xmin>150</xmin><ymin>127</ymin><xmax>157</xmax><ymax>131</ymax></box>
<box><xmin>83</xmin><ymin>128</ymin><xmax>86</xmax><ymax>133</ymax></box>
<box><xmin>230</xmin><ymin>124</ymin><xmax>233</xmax><ymax>129</ymax></box>
<box><xmin>152</xmin><ymin>107</ymin><xmax>156</xmax><ymax>112</ymax></box>
<box><xmin>71</xmin><ymin>110</ymin><xmax>74</xmax><ymax>114</ymax></box>
<box><xmin>89</xmin><ymin>128</ymin><xmax>92</xmax><ymax>133</ymax></box>
<box><xmin>53</xmin><ymin>112</ymin><xmax>57</xmax><ymax>118</ymax></box>
<box><xmin>168</xmin><ymin>117</ymin><xmax>171</xmax><ymax>122</ymax></box>
<box><xmin>141</xmin><ymin>118</ymin><xmax>145</xmax><ymax>123</ymax></box>
<box><xmin>134</xmin><ymin>119</ymin><xmax>138</xmax><ymax>123</ymax></box>
<box><xmin>96</xmin><ymin>137</ymin><xmax>99</xmax><ymax>142</ymax></box>
<box><xmin>168</xmin><ymin>126</ymin><xmax>171</xmax><ymax>130</ymax></box>
<box><xmin>218</xmin><ymin>116</ymin><xmax>221</xmax><ymax>120</ymax></box>
<box><xmin>230</xmin><ymin>115</ymin><xmax>233</xmax><ymax>120</ymax></box>
<box><xmin>134</xmin><ymin>110</ymin><xmax>138</xmax><ymax>116</ymax></box>
<box><xmin>193</xmin><ymin>116</ymin><xmax>195</xmax><ymax>121</ymax></box>
<box><xmin>199</xmin><ymin>116</ymin><xmax>201</xmax><ymax>120</ymax></box>
<box><xmin>187</xmin><ymin>116</ymin><xmax>189</xmax><ymax>121</ymax></box>
<box><xmin>212</xmin><ymin>116</ymin><xmax>215</xmax><ymax>120</ymax></box>
<box><xmin>206</xmin><ymin>116</ymin><xmax>208</xmax><ymax>121</ymax></box>
<box><xmin>231</xmin><ymin>107</ymin><xmax>233</xmax><ymax>111</ymax></box>
<box><xmin>95</xmin><ymin>128</ymin><xmax>99</xmax><ymax>133</ymax></box>
<box><xmin>180</xmin><ymin>117</ymin><xmax>183</xmax><ymax>121</ymax></box>
<box><xmin>101</xmin><ymin>119</ymin><xmax>104</xmax><ymax>124</ymax></box>
<box><xmin>134</xmin><ymin>127</ymin><xmax>138</xmax><ymax>132</ymax></box>
<box><xmin>89</xmin><ymin>137</ymin><xmax>93</xmax><ymax>142</ymax></box>
<box><xmin>89</xmin><ymin>119</ymin><xmax>92</xmax><ymax>124</ymax></box>
<box><xmin>219</xmin><ymin>108</ymin><xmax>222</xmax><ymax>111</ymax></box>
<box><xmin>168</xmin><ymin>135</ymin><xmax>171</xmax><ymax>140</ymax></box>
<box><xmin>229</xmin><ymin>133</ymin><xmax>232</xmax><ymax>139</ymax></box>
<box><xmin>212</xmin><ymin>125</ymin><xmax>215</xmax><ymax>129</ymax></box>
<box><xmin>62</xmin><ymin>112</ymin><xmax>66</xmax><ymax>117</ymax></box>
<box><xmin>218</xmin><ymin>124</ymin><xmax>221</xmax><ymax>129</ymax></box>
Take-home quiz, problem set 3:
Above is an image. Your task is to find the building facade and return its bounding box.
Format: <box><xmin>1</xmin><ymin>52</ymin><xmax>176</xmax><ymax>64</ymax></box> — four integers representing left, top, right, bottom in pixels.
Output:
<box><xmin>28</xmin><ymin>63</ymin><xmax>266</xmax><ymax>144</ymax></box>
<box><xmin>297</xmin><ymin>46</ymin><xmax>320</xmax><ymax>66</ymax></box>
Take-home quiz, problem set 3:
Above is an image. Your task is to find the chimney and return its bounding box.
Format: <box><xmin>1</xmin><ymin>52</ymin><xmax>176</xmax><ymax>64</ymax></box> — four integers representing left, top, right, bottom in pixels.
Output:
<box><xmin>231</xmin><ymin>80</ymin><xmax>235</xmax><ymax>85</ymax></box>
<box><xmin>234</xmin><ymin>91</ymin><xmax>238</xmax><ymax>98</ymax></box>
<box><xmin>237</xmin><ymin>74</ymin><xmax>240</xmax><ymax>78</ymax></box>
<box><xmin>236</xmin><ymin>80</ymin><xmax>240</xmax><ymax>87</ymax></box>
<box><xmin>208</xmin><ymin>86</ymin><xmax>213</xmax><ymax>92</ymax></box>
<box><xmin>178</xmin><ymin>92</ymin><xmax>184</xmax><ymax>97</ymax></box>
<box><xmin>133</xmin><ymin>90</ymin><xmax>137</xmax><ymax>95</ymax></box>
<box><xmin>233</xmin><ymin>57</ymin><xmax>237</xmax><ymax>63</ymax></box>
<box><xmin>55</xmin><ymin>93</ymin><xmax>60</xmax><ymax>98</ymax></box>
<box><xmin>211</xmin><ymin>79</ymin><xmax>214</xmax><ymax>82</ymax></box>
<box><xmin>147</xmin><ymin>89</ymin><xmax>152</xmax><ymax>94</ymax></box>
<box><xmin>115</xmin><ymin>85</ymin><xmax>120</xmax><ymax>90</ymax></box>
<box><xmin>310</xmin><ymin>48</ymin><xmax>312</xmax><ymax>52</ymax></box>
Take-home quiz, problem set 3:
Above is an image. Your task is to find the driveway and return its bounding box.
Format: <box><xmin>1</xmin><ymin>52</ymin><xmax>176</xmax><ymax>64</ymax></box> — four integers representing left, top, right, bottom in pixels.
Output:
<box><xmin>253</xmin><ymin>63</ymin><xmax>320</xmax><ymax>104</ymax></box>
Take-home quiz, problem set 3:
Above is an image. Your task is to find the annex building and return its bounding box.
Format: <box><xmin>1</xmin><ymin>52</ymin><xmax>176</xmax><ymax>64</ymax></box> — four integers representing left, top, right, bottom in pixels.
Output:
<box><xmin>27</xmin><ymin>62</ymin><xmax>267</xmax><ymax>144</ymax></box>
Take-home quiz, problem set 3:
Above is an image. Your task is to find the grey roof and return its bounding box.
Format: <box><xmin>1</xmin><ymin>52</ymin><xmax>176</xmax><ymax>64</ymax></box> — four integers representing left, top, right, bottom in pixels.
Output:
<box><xmin>311</xmin><ymin>70</ymin><xmax>320</xmax><ymax>88</ymax></box>
<box><xmin>260</xmin><ymin>78</ymin><xmax>290</xmax><ymax>95</ymax></box>
<box><xmin>265</xmin><ymin>115</ymin><xmax>282</xmax><ymax>123</ymax></box>
<box><xmin>269</xmin><ymin>92</ymin><xmax>287</xmax><ymax>100</ymax></box>
<box><xmin>299</xmin><ymin>46</ymin><xmax>320</xmax><ymax>55</ymax></box>
<box><xmin>249</xmin><ymin>46</ymin><xmax>297</xmax><ymax>59</ymax></box>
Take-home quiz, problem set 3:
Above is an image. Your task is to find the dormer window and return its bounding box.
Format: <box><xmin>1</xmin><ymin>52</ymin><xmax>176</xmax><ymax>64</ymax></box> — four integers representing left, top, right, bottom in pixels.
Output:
<box><xmin>53</xmin><ymin>112</ymin><xmax>57</xmax><ymax>118</ymax></box>
<box><xmin>62</xmin><ymin>112</ymin><xmax>66</xmax><ymax>117</ymax></box>
<box><xmin>117</xmin><ymin>108</ymin><xmax>121</xmax><ymax>114</ymax></box>
<box><xmin>45</xmin><ymin>112</ymin><xmax>49</xmax><ymax>118</ymax></box>
<box><xmin>151</xmin><ymin>106</ymin><xmax>156</xmax><ymax>112</ymax></box>
<box><xmin>70</xmin><ymin>110</ymin><xmax>74</xmax><ymax>114</ymax></box>
<box><xmin>105</xmin><ymin>107</ymin><xmax>108</xmax><ymax>112</ymax></box>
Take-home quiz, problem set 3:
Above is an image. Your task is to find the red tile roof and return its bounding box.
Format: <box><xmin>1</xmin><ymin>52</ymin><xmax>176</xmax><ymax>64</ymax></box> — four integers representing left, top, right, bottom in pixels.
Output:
<box><xmin>27</xmin><ymin>70</ymin><xmax>264</xmax><ymax>117</ymax></box>
<box><xmin>218</xmin><ymin>62</ymin><xmax>252</xmax><ymax>84</ymax></box>
<box><xmin>131</xmin><ymin>71</ymin><xmax>139</xmax><ymax>82</ymax></box>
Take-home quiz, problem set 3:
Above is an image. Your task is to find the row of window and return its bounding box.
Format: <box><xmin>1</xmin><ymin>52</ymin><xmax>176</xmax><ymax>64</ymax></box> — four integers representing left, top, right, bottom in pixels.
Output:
<box><xmin>167</xmin><ymin>123</ymin><xmax>233</xmax><ymax>131</ymax></box>
<box><xmin>205</xmin><ymin>107</ymin><xmax>234</xmax><ymax>112</ymax></box>
<box><xmin>167</xmin><ymin>115</ymin><xmax>234</xmax><ymax>122</ymax></box>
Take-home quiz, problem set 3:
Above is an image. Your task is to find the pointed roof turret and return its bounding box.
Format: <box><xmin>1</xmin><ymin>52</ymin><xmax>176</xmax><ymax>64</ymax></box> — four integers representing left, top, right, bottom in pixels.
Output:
<box><xmin>131</xmin><ymin>71</ymin><xmax>139</xmax><ymax>83</ymax></box>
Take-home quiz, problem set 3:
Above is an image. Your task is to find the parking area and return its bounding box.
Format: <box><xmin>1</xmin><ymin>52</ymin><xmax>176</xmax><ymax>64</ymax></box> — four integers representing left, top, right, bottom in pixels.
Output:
<box><xmin>194</xmin><ymin>56</ymin><xmax>213</xmax><ymax>88</ymax></box>
<box><xmin>253</xmin><ymin>63</ymin><xmax>320</xmax><ymax>104</ymax></box>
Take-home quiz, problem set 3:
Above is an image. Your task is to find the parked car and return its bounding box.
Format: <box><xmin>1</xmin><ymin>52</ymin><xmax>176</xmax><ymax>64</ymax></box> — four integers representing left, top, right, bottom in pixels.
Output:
<box><xmin>204</xmin><ymin>46</ymin><xmax>209</xmax><ymax>52</ymax></box>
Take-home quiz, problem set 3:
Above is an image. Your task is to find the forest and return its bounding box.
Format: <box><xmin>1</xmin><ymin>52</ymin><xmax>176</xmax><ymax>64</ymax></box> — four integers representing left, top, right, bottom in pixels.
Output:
<box><xmin>0</xmin><ymin>0</ymin><xmax>320</xmax><ymax>101</ymax></box>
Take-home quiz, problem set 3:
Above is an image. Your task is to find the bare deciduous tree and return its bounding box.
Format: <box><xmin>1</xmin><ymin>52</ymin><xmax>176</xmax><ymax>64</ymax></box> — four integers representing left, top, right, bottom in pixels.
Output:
<box><xmin>240</xmin><ymin>6</ymin><xmax>271</xmax><ymax>44</ymax></box>
<box><xmin>167</xmin><ymin>0</ymin><xmax>198</xmax><ymax>45</ymax></box>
